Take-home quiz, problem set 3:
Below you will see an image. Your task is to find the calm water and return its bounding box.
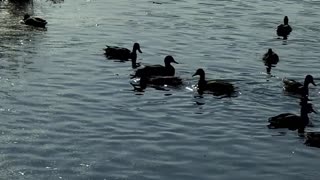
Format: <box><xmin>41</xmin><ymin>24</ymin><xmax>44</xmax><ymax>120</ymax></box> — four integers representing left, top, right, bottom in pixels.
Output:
<box><xmin>1</xmin><ymin>0</ymin><xmax>320</xmax><ymax>179</ymax></box>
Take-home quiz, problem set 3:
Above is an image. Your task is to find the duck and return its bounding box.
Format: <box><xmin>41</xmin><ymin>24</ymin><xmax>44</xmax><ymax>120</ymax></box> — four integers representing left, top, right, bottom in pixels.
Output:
<box><xmin>104</xmin><ymin>43</ymin><xmax>142</xmax><ymax>63</ymax></box>
<box><xmin>277</xmin><ymin>16</ymin><xmax>292</xmax><ymax>40</ymax></box>
<box><xmin>131</xmin><ymin>55</ymin><xmax>178</xmax><ymax>78</ymax></box>
<box><xmin>283</xmin><ymin>75</ymin><xmax>316</xmax><ymax>97</ymax></box>
<box><xmin>262</xmin><ymin>48</ymin><xmax>279</xmax><ymax>74</ymax></box>
<box><xmin>192</xmin><ymin>68</ymin><xmax>235</xmax><ymax>96</ymax></box>
<box><xmin>305</xmin><ymin>132</ymin><xmax>320</xmax><ymax>148</ymax></box>
<box><xmin>268</xmin><ymin>98</ymin><xmax>316</xmax><ymax>133</ymax></box>
<box><xmin>21</xmin><ymin>14</ymin><xmax>47</xmax><ymax>28</ymax></box>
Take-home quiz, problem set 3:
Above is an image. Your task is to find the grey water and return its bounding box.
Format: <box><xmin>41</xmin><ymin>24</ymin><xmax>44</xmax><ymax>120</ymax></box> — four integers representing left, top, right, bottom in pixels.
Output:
<box><xmin>0</xmin><ymin>0</ymin><xmax>320</xmax><ymax>179</ymax></box>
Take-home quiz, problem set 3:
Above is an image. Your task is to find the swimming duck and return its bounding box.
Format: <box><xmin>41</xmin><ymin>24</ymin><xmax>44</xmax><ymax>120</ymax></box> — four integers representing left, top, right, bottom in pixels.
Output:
<box><xmin>192</xmin><ymin>68</ymin><xmax>235</xmax><ymax>96</ymax></box>
<box><xmin>305</xmin><ymin>132</ymin><xmax>320</xmax><ymax>148</ymax></box>
<box><xmin>283</xmin><ymin>75</ymin><xmax>316</xmax><ymax>97</ymax></box>
<box><xmin>131</xmin><ymin>55</ymin><xmax>178</xmax><ymax>78</ymax></box>
<box><xmin>277</xmin><ymin>16</ymin><xmax>292</xmax><ymax>40</ymax></box>
<box><xmin>262</xmin><ymin>48</ymin><xmax>279</xmax><ymax>74</ymax></box>
<box><xmin>104</xmin><ymin>43</ymin><xmax>142</xmax><ymax>63</ymax></box>
<box><xmin>21</xmin><ymin>14</ymin><xmax>47</xmax><ymax>28</ymax></box>
<box><xmin>268</xmin><ymin>98</ymin><xmax>316</xmax><ymax>133</ymax></box>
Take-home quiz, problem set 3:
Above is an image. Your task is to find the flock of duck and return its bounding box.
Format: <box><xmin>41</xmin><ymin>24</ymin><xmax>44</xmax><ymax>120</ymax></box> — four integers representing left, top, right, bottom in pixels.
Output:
<box><xmin>20</xmin><ymin>14</ymin><xmax>320</xmax><ymax>148</ymax></box>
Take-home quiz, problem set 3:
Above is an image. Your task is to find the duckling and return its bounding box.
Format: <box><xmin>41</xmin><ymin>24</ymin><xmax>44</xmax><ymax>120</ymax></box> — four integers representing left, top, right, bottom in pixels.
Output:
<box><xmin>305</xmin><ymin>132</ymin><xmax>320</xmax><ymax>148</ymax></box>
<box><xmin>192</xmin><ymin>68</ymin><xmax>235</xmax><ymax>96</ymax></box>
<box><xmin>262</xmin><ymin>48</ymin><xmax>279</xmax><ymax>74</ymax></box>
<box><xmin>21</xmin><ymin>14</ymin><xmax>47</xmax><ymax>28</ymax></box>
<box><xmin>283</xmin><ymin>75</ymin><xmax>316</xmax><ymax>96</ymax></box>
<box><xmin>268</xmin><ymin>98</ymin><xmax>316</xmax><ymax>133</ymax></box>
<box><xmin>104</xmin><ymin>43</ymin><xmax>142</xmax><ymax>62</ymax></box>
<box><xmin>277</xmin><ymin>16</ymin><xmax>292</xmax><ymax>40</ymax></box>
<box><xmin>131</xmin><ymin>55</ymin><xmax>178</xmax><ymax>78</ymax></box>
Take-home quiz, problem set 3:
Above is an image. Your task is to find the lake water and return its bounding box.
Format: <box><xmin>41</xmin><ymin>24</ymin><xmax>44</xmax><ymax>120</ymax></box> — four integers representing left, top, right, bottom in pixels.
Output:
<box><xmin>0</xmin><ymin>0</ymin><xmax>320</xmax><ymax>179</ymax></box>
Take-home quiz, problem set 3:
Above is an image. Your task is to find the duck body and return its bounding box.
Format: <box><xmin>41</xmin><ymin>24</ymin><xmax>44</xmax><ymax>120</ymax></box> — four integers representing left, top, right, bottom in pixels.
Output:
<box><xmin>22</xmin><ymin>14</ymin><xmax>47</xmax><ymax>28</ymax></box>
<box><xmin>263</xmin><ymin>48</ymin><xmax>279</xmax><ymax>74</ymax></box>
<box><xmin>268</xmin><ymin>113</ymin><xmax>306</xmax><ymax>131</ymax></box>
<box><xmin>263</xmin><ymin>48</ymin><xmax>279</xmax><ymax>65</ymax></box>
<box><xmin>192</xmin><ymin>68</ymin><xmax>235</xmax><ymax>96</ymax></box>
<box><xmin>104</xmin><ymin>43</ymin><xmax>142</xmax><ymax>61</ymax></box>
<box><xmin>277</xmin><ymin>16</ymin><xmax>292</xmax><ymax>39</ymax></box>
<box><xmin>268</xmin><ymin>99</ymin><xmax>315</xmax><ymax>132</ymax></box>
<box><xmin>131</xmin><ymin>76</ymin><xmax>182</xmax><ymax>91</ymax></box>
<box><xmin>142</xmin><ymin>76</ymin><xmax>183</xmax><ymax>87</ymax></box>
<box><xmin>305</xmin><ymin>132</ymin><xmax>320</xmax><ymax>148</ymax></box>
<box><xmin>283</xmin><ymin>75</ymin><xmax>316</xmax><ymax>96</ymax></box>
<box><xmin>132</xmin><ymin>55</ymin><xmax>178</xmax><ymax>78</ymax></box>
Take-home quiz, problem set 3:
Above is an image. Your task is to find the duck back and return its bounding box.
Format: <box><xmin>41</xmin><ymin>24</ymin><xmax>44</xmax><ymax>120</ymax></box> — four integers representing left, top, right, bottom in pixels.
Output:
<box><xmin>204</xmin><ymin>80</ymin><xmax>235</xmax><ymax>96</ymax></box>
<box><xmin>104</xmin><ymin>46</ymin><xmax>131</xmax><ymax>60</ymax></box>
<box><xmin>277</xmin><ymin>24</ymin><xmax>292</xmax><ymax>37</ymax></box>
<box><xmin>305</xmin><ymin>132</ymin><xmax>320</xmax><ymax>148</ymax></box>
<box><xmin>25</xmin><ymin>18</ymin><xmax>47</xmax><ymax>28</ymax></box>
<box><xmin>133</xmin><ymin>64</ymin><xmax>174</xmax><ymax>78</ymax></box>
<box><xmin>268</xmin><ymin>113</ymin><xmax>304</xmax><ymax>130</ymax></box>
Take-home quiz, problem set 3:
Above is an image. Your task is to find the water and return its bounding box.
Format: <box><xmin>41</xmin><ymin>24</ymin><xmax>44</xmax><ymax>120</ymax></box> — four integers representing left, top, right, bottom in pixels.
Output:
<box><xmin>0</xmin><ymin>0</ymin><xmax>320</xmax><ymax>179</ymax></box>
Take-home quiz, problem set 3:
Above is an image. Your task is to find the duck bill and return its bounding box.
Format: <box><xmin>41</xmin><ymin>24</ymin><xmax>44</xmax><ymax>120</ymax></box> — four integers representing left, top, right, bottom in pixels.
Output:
<box><xmin>192</xmin><ymin>73</ymin><xmax>197</xmax><ymax>77</ymax></box>
<box><xmin>138</xmin><ymin>47</ymin><xmax>142</xmax><ymax>53</ymax></box>
<box><xmin>312</xmin><ymin>81</ymin><xmax>316</xmax><ymax>86</ymax></box>
<box><xmin>173</xmin><ymin>60</ymin><xmax>179</xmax><ymax>64</ymax></box>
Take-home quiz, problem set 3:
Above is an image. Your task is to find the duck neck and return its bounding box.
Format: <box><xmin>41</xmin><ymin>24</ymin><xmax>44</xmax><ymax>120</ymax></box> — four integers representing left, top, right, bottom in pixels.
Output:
<box><xmin>300</xmin><ymin>106</ymin><xmax>310</xmax><ymax>126</ymax></box>
<box><xmin>131</xmin><ymin>53</ymin><xmax>138</xmax><ymax>68</ymax></box>
<box><xmin>199</xmin><ymin>74</ymin><xmax>205</xmax><ymax>82</ymax></box>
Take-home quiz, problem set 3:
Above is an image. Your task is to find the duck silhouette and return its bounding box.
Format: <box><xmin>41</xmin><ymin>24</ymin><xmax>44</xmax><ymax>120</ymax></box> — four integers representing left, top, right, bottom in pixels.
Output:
<box><xmin>277</xmin><ymin>16</ymin><xmax>292</xmax><ymax>40</ymax></box>
<box><xmin>262</xmin><ymin>48</ymin><xmax>279</xmax><ymax>74</ymax></box>
<box><xmin>21</xmin><ymin>14</ymin><xmax>47</xmax><ymax>28</ymax></box>
<box><xmin>104</xmin><ymin>43</ymin><xmax>142</xmax><ymax>68</ymax></box>
<box><xmin>283</xmin><ymin>75</ymin><xmax>316</xmax><ymax>97</ymax></box>
<box><xmin>192</xmin><ymin>68</ymin><xmax>235</xmax><ymax>96</ymax></box>
<box><xmin>268</xmin><ymin>97</ymin><xmax>316</xmax><ymax>133</ymax></box>
<box><xmin>131</xmin><ymin>55</ymin><xmax>178</xmax><ymax>78</ymax></box>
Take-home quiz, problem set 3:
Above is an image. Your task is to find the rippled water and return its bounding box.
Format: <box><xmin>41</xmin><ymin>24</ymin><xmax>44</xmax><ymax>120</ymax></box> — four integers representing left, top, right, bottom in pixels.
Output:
<box><xmin>1</xmin><ymin>0</ymin><xmax>320</xmax><ymax>179</ymax></box>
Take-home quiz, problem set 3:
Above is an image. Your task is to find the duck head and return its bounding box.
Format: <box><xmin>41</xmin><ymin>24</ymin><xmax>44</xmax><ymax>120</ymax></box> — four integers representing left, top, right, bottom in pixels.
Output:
<box><xmin>133</xmin><ymin>43</ymin><xmax>142</xmax><ymax>53</ymax></box>
<box><xmin>284</xmin><ymin>16</ymin><xmax>289</xmax><ymax>25</ymax></box>
<box><xmin>305</xmin><ymin>75</ymin><xmax>316</xmax><ymax>86</ymax></box>
<box><xmin>192</xmin><ymin>68</ymin><xmax>205</xmax><ymax>77</ymax></box>
<box><xmin>267</xmin><ymin>48</ymin><xmax>273</xmax><ymax>54</ymax></box>
<box><xmin>24</xmin><ymin>14</ymin><xmax>30</xmax><ymax>20</ymax></box>
<box><xmin>164</xmin><ymin>55</ymin><xmax>178</xmax><ymax>65</ymax></box>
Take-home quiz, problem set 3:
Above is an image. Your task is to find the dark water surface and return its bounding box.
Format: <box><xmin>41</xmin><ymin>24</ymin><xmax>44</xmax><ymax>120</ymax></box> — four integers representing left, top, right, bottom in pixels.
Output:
<box><xmin>1</xmin><ymin>0</ymin><xmax>320</xmax><ymax>179</ymax></box>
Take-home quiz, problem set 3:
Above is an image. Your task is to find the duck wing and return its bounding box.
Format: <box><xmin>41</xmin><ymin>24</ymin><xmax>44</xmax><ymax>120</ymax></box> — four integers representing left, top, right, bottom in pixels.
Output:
<box><xmin>283</xmin><ymin>78</ymin><xmax>303</xmax><ymax>92</ymax></box>
<box><xmin>305</xmin><ymin>132</ymin><xmax>320</xmax><ymax>148</ymax></box>
<box><xmin>204</xmin><ymin>80</ymin><xmax>235</xmax><ymax>96</ymax></box>
<box><xmin>147</xmin><ymin>76</ymin><xmax>183</xmax><ymax>86</ymax></box>
<box><xmin>25</xmin><ymin>18</ymin><xmax>47</xmax><ymax>27</ymax></box>
<box><xmin>277</xmin><ymin>24</ymin><xmax>292</xmax><ymax>36</ymax></box>
<box><xmin>268</xmin><ymin>113</ymin><xmax>301</xmax><ymax>129</ymax></box>
<box><xmin>104</xmin><ymin>46</ymin><xmax>131</xmax><ymax>60</ymax></box>
<box><xmin>263</xmin><ymin>53</ymin><xmax>279</xmax><ymax>65</ymax></box>
<box><xmin>34</xmin><ymin>17</ymin><xmax>47</xmax><ymax>23</ymax></box>
<box><xmin>132</xmin><ymin>65</ymin><xmax>167</xmax><ymax>78</ymax></box>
